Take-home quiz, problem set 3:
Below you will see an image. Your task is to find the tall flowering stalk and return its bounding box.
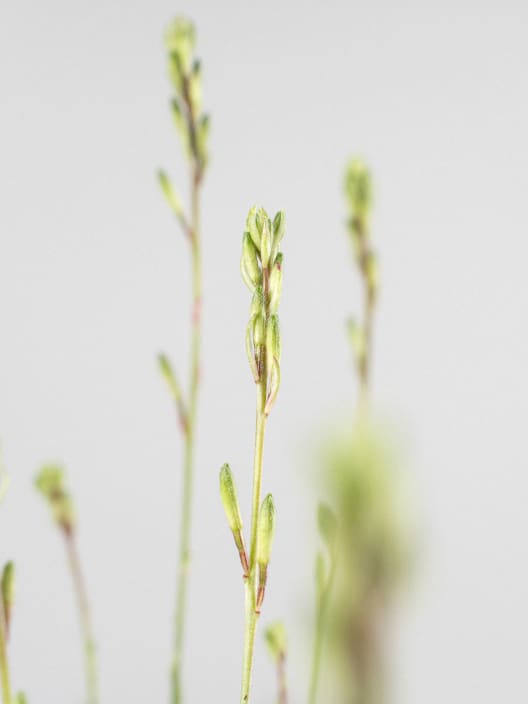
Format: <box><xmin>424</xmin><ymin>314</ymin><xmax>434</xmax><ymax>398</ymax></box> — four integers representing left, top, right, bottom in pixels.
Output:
<box><xmin>344</xmin><ymin>160</ymin><xmax>377</xmax><ymax>412</ymax></box>
<box><xmin>219</xmin><ymin>206</ymin><xmax>285</xmax><ymax>704</ymax></box>
<box><xmin>35</xmin><ymin>465</ymin><xmax>97</xmax><ymax>704</ymax></box>
<box><xmin>156</xmin><ymin>17</ymin><xmax>209</xmax><ymax>704</ymax></box>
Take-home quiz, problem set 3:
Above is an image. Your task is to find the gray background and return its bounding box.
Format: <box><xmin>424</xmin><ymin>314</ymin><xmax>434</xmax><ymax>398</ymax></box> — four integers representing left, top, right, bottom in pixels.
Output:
<box><xmin>1</xmin><ymin>0</ymin><xmax>527</xmax><ymax>702</ymax></box>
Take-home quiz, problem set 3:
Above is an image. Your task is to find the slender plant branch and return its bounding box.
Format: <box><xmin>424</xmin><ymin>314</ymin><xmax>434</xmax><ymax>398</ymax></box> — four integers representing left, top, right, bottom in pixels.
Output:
<box><xmin>64</xmin><ymin>533</ymin><xmax>97</xmax><ymax>704</ymax></box>
<box><xmin>219</xmin><ymin>207</ymin><xmax>285</xmax><ymax>704</ymax></box>
<box><xmin>35</xmin><ymin>465</ymin><xmax>97</xmax><ymax>704</ymax></box>
<box><xmin>309</xmin><ymin>506</ymin><xmax>338</xmax><ymax>704</ymax></box>
<box><xmin>344</xmin><ymin>159</ymin><xmax>377</xmax><ymax>414</ymax></box>
<box><xmin>157</xmin><ymin>18</ymin><xmax>209</xmax><ymax>704</ymax></box>
<box><xmin>264</xmin><ymin>622</ymin><xmax>288</xmax><ymax>704</ymax></box>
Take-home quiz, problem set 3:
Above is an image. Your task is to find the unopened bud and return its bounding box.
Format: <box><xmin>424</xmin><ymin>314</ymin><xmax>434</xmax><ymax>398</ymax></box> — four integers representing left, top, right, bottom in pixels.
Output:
<box><xmin>246</xmin><ymin>317</ymin><xmax>260</xmax><ymax>383</ymax></box>
<box><xmin>246</xmin><ymin>206</ymin><xmax>261</xmax><ymax>250</ymax></box>
<box><xmin>257</xmin><ymin>494</ymin><xmax>275</xmax><ymax>568</ymax></box>
<box><xmin>241</xmin><ymin>232</ymin><xmax>261</xmax><ymax>291</ymax></box>
<box><xmin>13</xmin><ymin>694</ymin><xmax>27</xmax><ymax>704</ymax></box>
<box><xmin>219</xmin><ymin>464</ymin><xmax>243</xmax><ymax>534</ymax></box>
<box><xmin>268</xmin><ymin>254</ymin><xmax>283</xmax><ymax>314</ymax></box>
<box><xmin>1</xmin><ymin>561</ymin><xmax>15</xmax><ymax>637</ymax></box>
<box><xmin>266</xmin><ymin>315</ymin><xmax>281</xmax><ymax>364</ymax></box>
<box><xmin>344</xmin><ymin>158</ymin><xmax>372</xmax><ymax>219</ymax></box>
<box><xmin>35</xmin><ymin>465</ymin><xmax>75</xmax><ymax>534</ymax></box>
<box><xmin>165</xmin><ymin>17</ymin><xmax>196</xmax><ymax>74</ymax></box>
<box><xmin>260</xmin><ymin>217</ymin><xmax>272</xmax><ymax>269</ymax></box>
<box><xmin>219</xmin><ymin>464</ymin><xmax>249</xmax><ymax>576</ymax></box>
<box><xmin>271</xmin><ymin>211</ymin><xmax>285</xmax><ymax>263</ymax></box>
<box><xmin>158</xmin><ymin>171</ymin><xmax>183</xmax><ymax>217</ymax></box>
<box><xmin>264</xmin><ymin>356</ymin><xmax>281</xmax><ymax>416</ymax></box>
<box><xmin>256</xmin><ymin>494</ymin><xmax>275</xmax><ymax>612</ymax></box>
<box><xmin>264</xmin><ymin>622</ymin><xmax>287</xmax><ymax>661</ymax></box>
<box><xmin>189</xmin><ymin>59</ymin><xmax>202</xmax><ymax>115</ymax></box>
<box><xmin>250</xmin><ymin>287</ymin><xmax>264</xmax><ymax>317</ymax></box>
<box><xmin>253</xmin><ymin>314</ymin><xmax>265</xmax><ymax>347</ymax></box>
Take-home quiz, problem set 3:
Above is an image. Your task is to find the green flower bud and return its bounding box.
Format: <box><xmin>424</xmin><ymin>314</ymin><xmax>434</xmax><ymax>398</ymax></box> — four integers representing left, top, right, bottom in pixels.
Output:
<box><xmin>196</xmin><ymin>114</ymin><xmax>210</xmax><ymax>168</ymax></box>
<box><xmin>264</xmin><ymin>622</ymin><xmax>287</xmax><ymax>661</ymax></box>
<box><xmin>219</xmin><ymin>464</ymin><xmax>249</xmax><ymax>577</ymax></box>
<box><xmin>266</xmin><ymin>315</ymin><xmax>281</xmax><ymax>363</ymax></box>
<box><xmin>257</xmin><ymin>494</ymin><xmax>275</xmax><ymax>567</ymax></box>
<box><xmin>158</xmin><ymin>170</ymin><xmax>183</xmax><ymax>216</ymax></box>
<box><xmin>268</xmin><ymin>253</ymin><xmax>283</xmax><ymax>314</ymax></box>
<box><xmin>170</xmin><ymin>99</ymin><xmax>186</xmax><ymax>137</ymax></box>
<box><xmin>189</xmin><ymin>59</ymin><xmax>202</xmax><ymax>115</ymax></box>
<box><xmin>246</xmin><ymin>316</ymin><xmax>260</xmax><ymax>383</ymax></box>
<box><xmin>13</xmin><ymin>694</ymin><xmax>27</xmax><ymax>704</ymax></box>
<box><xmin>2</xmin><ymin>562</ymin><xmax>15</xmax><ymax>611</ymax></box>
<box><xmin>250</xmin><ymin>286</ymin><xmax>264</xmax><ymax>318</ymax></box>
<box><xmin>241</xmin><ymin>232</ymin><xmax>261</xmax><ymax>291</ymax></box>
<box><xmin>35</xmin><ymin>465</ymin><xmax>75</xmax><ymax>534</ymax></box>
<box><xmin>264</xmin><ymin>356</ymin><xmax>281</xmax><ymax>416</ymax></box>
<box><xmin>344</xmin><ymin>158</ymin><xmax>372</xmax><ymax>220</ymax></box>
<box><xmin>246</xmin><ymin>206</ymin><xmax>261</xmax><ymax>250</ymax></box>
<box><xmin>2</xmin><ymin>561</ymin><xmax>15</xmax><ymax>636</ymax></box>
<box><xmin>165</xmin><ymin>17</ymin><xmax>196</xmax><ymax>74</ymax></box>
<box><xmin>271</xmin><ymin>211</ymin><xmax>285</xmax><ymax>262</ymax></box>
<box><xmin>260</xmin><ymin>217</ymin><xmax>272</xmax><ymax>269</ymax></box>
<box><xmin>256</xmin><ymin>494</ymin><xmax>275</xmax><ymax>612</ymax></box>
<box><xmin>253</xmin><ymin>314</ymin><xmax>265</xmax><ymax>347</ymax></box>
<box><xmin>219</xmin><ymin>464</ymin><xmax>243</xmax><ymax>534</ymax></box>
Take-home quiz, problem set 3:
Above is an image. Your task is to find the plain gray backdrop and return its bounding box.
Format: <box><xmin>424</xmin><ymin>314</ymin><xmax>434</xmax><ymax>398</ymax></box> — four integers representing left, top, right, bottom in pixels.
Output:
<box><xmin>1</xmin><ymin>0</ymin><xmax>527</xmax><ymax>702</ymax></box>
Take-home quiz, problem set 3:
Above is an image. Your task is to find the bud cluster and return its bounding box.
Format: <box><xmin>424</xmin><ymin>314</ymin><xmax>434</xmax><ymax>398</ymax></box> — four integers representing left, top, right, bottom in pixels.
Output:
<box><xmin>344</xmin><ymin>159</ymin><xmax>378</xmax><ymax>381</ymax></box>
<box><xmin>164</xmin><ymin>17</ymin><xmax>209</xmax><ymax>179</ymax></box>
<box><xmin>35</xmin><ymin>465</ymin><xmax>75</xmax><ymax>535</ymax></box>
<box><xmin>241</xmin><ymin>206</ymin><xmax>285</xmax><ymax>415</ymax></box>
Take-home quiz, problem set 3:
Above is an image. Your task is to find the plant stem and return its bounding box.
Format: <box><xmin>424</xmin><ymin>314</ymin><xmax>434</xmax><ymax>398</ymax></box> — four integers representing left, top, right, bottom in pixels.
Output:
<box><xmin>240</xmin><ymin>382</ymin><xmax>267</xmax><ymax>704</ymax></box>
<box><xmin>309</xmin><ymin>552</ymin><xmax>337</xmax><ymax>704</ymax></box>
<box><xmin>65</xmin><ymin>533</ymin><xmax>97</xmax><ymax>704</ymax></box>
<box><xmin>277</xmin><ymin>653</ymin><xmax>288</xmax><ymax>704</ymax></box>
<box><xmin>0</xmin><ymin>593</ymin><xmax>11</xmax><ymax>704</ymax></box>
<box><xmin>171</xmin><ymin>166</ymin><xmax>202</xmax><ymax>704</ymax></box>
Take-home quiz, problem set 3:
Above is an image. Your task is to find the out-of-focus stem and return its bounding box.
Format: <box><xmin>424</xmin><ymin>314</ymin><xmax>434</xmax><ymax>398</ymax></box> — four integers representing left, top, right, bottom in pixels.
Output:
<box><xmin>309</xmin><ymin>553</ymin><xmax>337</xmax><ymax>704</ymax></box>
<box><xmin>277</xmin><ymin>653</ymin><xmax>288</xmax><ymax>704</ymax></box>
<box><xmin>64</xmin><ymin>533</ymin><xmax>97</xmax><ymax>704</ymax></box>
<box><xmin>170</xmin><ymin>144</ymin><xmax>203</xmax><ymax>703</ymax></box>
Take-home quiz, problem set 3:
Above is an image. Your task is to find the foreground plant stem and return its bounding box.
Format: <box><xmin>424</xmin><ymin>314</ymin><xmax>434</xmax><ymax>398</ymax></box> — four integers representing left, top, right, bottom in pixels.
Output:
<box><xmin>65</xmin><ymin>533</ymin><xmax>97</xmax><ymax>704</ymax></box>
<box><xmin>241</xmin><ymin>383</ymin><xmax>267</xmax><ymax>703</ymax></box>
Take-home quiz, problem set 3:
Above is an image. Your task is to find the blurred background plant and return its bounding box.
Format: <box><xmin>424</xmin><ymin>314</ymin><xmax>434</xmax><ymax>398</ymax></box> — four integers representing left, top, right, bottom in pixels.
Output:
<box><xmin>156</xmin><ymin>16</ymin><xmax>209</xmax><ymax>704</ymax></box>
<box><xmin>309</xmin><ymin>161</ymin><xmax>413</xmax><ymax>704</ymax></box>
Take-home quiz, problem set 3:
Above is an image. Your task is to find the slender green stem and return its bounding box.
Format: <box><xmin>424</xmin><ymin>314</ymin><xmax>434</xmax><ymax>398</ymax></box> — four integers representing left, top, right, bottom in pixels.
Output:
<box><xmin>0</xmin><ymin>593</ymin><xmax>11</xmax><ymax>704</ymax></box>
<box><xmin>171</xmin><ymin>167</ymin><xmax>202</xmax><ymax>704</ymax></box>
<box><xmin>240</xmin><ymin>383</ymin><xmax>267</xmax><ymax>704</ymax></box>
<box><xmin>65</xmin><ymin>533</ymin><xmax>97</xmax><ymax>704</ymax></box>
